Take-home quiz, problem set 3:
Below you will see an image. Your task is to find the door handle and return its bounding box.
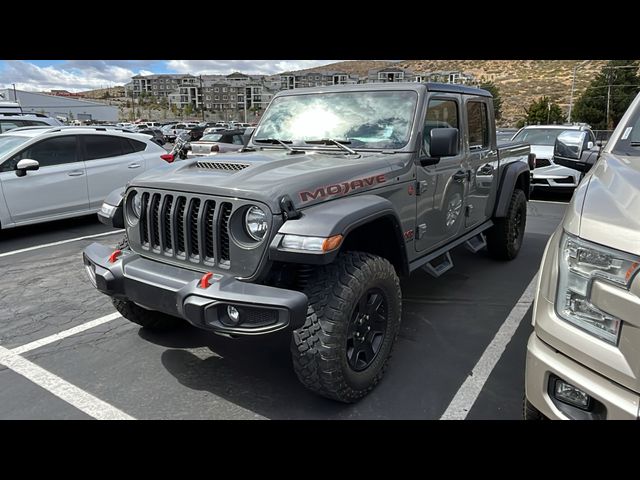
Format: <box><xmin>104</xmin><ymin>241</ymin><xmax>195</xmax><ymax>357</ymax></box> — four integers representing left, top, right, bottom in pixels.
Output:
<box><xmin>67</xmin><ymin>170</ymin><xmax>84</xmax><ymax>176</ymax></box>
<box><xmin>452</xmin><ymin>170</ymin><xmax>467</xmax><ymax>182</ymax></box>
<box><xmin>128</xmin><ymin>163</ymin><xmax>141</xmax><ymax>169</ymax></box>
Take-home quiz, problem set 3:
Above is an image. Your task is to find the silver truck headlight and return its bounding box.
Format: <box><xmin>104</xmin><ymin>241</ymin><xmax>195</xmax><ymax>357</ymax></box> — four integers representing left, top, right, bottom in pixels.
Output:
<box><xmin>244</xmin><ymin>206</ymin><xmax>268</xmax><ymax>241</ymax></box>
<box><xmin>556</xmin><ymin>232</ymin><xmax>639</xmax><ymax>344</ymax></box>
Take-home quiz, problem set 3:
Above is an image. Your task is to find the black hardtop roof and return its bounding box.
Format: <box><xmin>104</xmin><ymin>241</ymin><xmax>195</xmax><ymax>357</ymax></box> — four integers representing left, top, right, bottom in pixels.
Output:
<box><xmin>274</xmin><ymin>81</ymin><xmax>492</xmax><ymax>98</ymax></box>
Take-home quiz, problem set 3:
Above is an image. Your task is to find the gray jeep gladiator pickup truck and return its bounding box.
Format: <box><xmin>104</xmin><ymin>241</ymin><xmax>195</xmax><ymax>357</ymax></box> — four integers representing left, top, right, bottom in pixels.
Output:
<box><xmin>83</xmin><ymin>83</ymin><xmax>532</xmax><ymax>402</ymax></box>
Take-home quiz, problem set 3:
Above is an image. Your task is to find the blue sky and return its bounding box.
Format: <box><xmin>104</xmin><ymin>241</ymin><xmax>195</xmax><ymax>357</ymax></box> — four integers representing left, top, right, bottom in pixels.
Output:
<box><xmin>0</xmin><ymin>60</ymin><xmax>335</xmax><ymax>92</ymax></box>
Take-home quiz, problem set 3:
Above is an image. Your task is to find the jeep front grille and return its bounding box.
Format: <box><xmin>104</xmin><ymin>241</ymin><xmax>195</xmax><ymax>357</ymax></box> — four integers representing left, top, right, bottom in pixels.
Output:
<box><xmin>138</xmin><ymin>192</ymin><xmax>234</xmax><ymax>268</ymax></box>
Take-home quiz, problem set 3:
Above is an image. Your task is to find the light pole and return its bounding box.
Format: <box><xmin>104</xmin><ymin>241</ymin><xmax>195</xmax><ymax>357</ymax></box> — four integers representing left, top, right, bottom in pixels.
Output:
<box><xmin>244</xmin><ymin>87</ymin><xmax>248</xmax><ymax>124</ymax></box>
<box><xmin>568</xmin><ymin>60</ymin><xmax>589</xmax><ymax>123</ymax></box>
<box><xmin>199</xmin><ymin>75</ymin><xmax>205</xmax><ymax>122</ymax></box>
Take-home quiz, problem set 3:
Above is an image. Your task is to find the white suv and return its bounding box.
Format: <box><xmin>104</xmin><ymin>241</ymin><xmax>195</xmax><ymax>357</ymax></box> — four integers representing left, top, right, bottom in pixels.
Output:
<box><xmin>0</xmin><ymin>113</ymin><xmax>62</xmax><ymax>133</ymax></box>
<box><xmin>0</xmin><ymin>126</ymin><xmax>172</xmax><ymax>230</ymax></box>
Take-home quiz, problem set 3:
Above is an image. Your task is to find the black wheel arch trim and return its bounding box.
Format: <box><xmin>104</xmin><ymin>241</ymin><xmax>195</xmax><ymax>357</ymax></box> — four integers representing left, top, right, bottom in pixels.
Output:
<box><xmin>269</xmin><ymin>195</ymin><xmax>409</xmax><ymax>274</ymax></box>
<box><xmin>493</xmin><ymin>161</ymin><xmax>530</xmax><ymax>218</ymax></box>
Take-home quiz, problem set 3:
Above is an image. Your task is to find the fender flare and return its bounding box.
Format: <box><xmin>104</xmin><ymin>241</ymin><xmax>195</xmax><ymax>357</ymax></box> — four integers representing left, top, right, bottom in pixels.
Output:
<box><xmin>269</xmin><ymin>194</ymin><xmax>407</xmax><ymax>267</ymax></box>
<box><xmin>493</xmin><ymin>161</ymin><xmax>530</xmax><ymax>218</ymax></box>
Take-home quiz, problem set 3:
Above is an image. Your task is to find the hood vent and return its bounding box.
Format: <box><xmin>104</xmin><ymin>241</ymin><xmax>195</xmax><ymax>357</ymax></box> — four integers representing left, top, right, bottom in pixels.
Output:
<box><xmin>196</xmin><ymin>161</ymin><xmax>251</xmax><ymax>172</ymax></box>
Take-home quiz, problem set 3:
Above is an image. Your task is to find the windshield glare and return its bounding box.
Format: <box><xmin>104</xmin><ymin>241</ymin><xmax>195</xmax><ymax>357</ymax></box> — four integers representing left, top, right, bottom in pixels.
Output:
<box><xmin>512</xmin><ymin>128</ymin><xmax>568</xmax><ymax>146</ymax></box>
<box><xmin>254</xmin><ymin>90</ymin><xmax>418</xmax><ymax>150</ymax></box>
<box><xmin>0</xmin><ymin>135</ymin><xmax>29</xmax><ymax>158</ymax></box>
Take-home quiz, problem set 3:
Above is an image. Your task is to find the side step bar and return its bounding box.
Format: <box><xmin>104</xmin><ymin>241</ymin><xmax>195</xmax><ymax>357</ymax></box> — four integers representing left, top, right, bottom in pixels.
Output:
<box><xmin>464</xmin><ymin>233</ymin><xmax>487</xmax><ymax>253</ymax></box>
<box><xmin>422</xmin><ymin>252</ymin><xmax>454</xmax><ymax>278</ymax></box>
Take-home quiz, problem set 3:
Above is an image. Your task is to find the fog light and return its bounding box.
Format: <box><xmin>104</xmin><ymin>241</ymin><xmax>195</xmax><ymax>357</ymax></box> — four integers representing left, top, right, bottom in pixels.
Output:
<box><xmin>83</xmin><ymin>255</ymin><xmax>97</xmax><ymax>288</ymax></box>
<box><xmin>227</xmin><ymin>305</ymin><xmax>240</xmax><ymax>324</ymax></box>
<box><xmin>554</xmin><ymin>378</ymin><xmax>591</xmax><ymax>410</ymax></box>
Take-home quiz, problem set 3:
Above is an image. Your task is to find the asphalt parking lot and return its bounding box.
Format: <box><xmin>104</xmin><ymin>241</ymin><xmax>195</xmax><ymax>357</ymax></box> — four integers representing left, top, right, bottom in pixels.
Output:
<box><xmin>0</xmin><ymin>191</ymin><xmax>569</xmax><ymax>419</ymax></box>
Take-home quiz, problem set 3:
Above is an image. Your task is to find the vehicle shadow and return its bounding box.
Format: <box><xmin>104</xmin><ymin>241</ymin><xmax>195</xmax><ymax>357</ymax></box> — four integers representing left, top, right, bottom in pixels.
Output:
<box><xmin>138</xmin><ymin>327</ymin><xmax>355</xmax><ymax>419</ymax></box>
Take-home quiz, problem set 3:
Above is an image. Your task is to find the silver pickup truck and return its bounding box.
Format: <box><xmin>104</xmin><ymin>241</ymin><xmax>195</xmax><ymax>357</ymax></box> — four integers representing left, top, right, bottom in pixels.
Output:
<box><xmin>85</xmin><ymin>83</ymin><xmax>532</xmax><ymax>402</ymax></box>
<box><xmin>525</xmin><ymin>91</ymin><xmax>640</xmax><ymax>420</ymax></box>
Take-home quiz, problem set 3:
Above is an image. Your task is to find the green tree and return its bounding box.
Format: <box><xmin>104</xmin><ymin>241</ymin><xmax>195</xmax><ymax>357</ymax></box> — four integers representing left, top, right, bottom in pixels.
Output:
<box><xmin>573</xmin><ymin>60</ymin><xmax>640</xmax><ymax>130</ymax></box>
<box><xmin>480</xmin><ymin>81</ymin><xmax>503</xmax><ymax>121</ymax></box>
<box><xmin>520</xmin><ymin>96</ymin><xmax>565</xmax><ymax>126</ymax></box>
<box><xmin>184</xmin><ymin>103</ymin><xmax>193</xmax><ymax>117</ymax></box>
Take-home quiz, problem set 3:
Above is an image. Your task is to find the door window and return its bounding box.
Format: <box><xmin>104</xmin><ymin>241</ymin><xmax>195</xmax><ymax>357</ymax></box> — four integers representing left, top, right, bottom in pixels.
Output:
<box><xmin>84</xmin><ymin>135</ymin><xmax>125</xmax><ymax>160</ymax></box>
<box><xmin>2</xmin><ymin>136</ymin><xmax>78</xmax><ymax>171</ymax></box>
<box><xmin>423</xmin><ymin>99</ymin><xmax>459</xmax><ymax>156</ymax></box>
<box><xmin>467</xmin><ymin>101</ymin><xmax>489</xmax><ymax>150</ymax></box>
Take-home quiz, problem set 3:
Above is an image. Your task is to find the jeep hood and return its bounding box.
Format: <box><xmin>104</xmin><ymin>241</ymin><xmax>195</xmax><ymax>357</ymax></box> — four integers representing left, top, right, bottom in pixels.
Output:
<box><xmin>578</xmin><ymin>153</ymin><xmax>640</xmax><ymax>256</ymax></box>
<box><xmin>130</xmin><ymin>149</ymin><xmax>409</xmax><ymax>213</ymax></box>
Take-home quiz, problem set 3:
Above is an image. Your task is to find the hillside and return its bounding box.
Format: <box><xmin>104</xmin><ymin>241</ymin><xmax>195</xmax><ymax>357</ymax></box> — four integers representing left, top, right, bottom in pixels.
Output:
<box><xmin>294</xmin><ymin>60</ymin><xmax>616</xmax><ymax>126</ymax></box>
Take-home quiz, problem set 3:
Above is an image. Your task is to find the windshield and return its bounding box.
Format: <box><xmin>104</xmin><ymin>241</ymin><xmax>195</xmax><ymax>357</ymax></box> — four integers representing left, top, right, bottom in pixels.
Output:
<box><xmin>512</xmin><ymin>128</ymin><xmax>569</xmax><ymax>146</ymax></box>
<box><xmin>201</xmin><ymin>134</ymin><xmax>223</xmax><ymax>142</ymax></box>
<box><xmin>0</xmin><ymin>135</ymin><xmax>29</xmax><ymax>158</ymax></box>
<box><xmin>254</xmin><ymin>90</ymin><xmax>418</xmax><ymax>150</ymax></box>
<box><xmin>611</xmin><ymin>104</ymin><xmax>640</xmax><ymax>157</ymax></box>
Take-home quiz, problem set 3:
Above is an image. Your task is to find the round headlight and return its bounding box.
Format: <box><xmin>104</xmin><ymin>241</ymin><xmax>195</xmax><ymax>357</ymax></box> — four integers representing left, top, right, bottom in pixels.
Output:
<box><xmin>131</xmin><ymin>191</ymin><xmax>142</xmax><ymax>219</ymax></box>
<box><xmin>244</xmin><ymin>206</ymin><xmax>268</xmax><ymax>241</ymax></box>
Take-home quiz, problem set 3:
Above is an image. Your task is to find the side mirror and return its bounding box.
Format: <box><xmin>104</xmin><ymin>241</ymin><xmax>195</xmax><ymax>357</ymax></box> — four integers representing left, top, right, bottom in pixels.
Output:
<box><xmin>420</xmin><ymin>128</ymin><xmax>459</xmax><ymax>166</ymax></box>
<box><xmin>553</xmin><ymin>130</ymin><xmax>591</xmax><ymax>173</ymax></box>
<box><xmin>15</xmin><ymin>159</ymin><xmax>40</xmax><ymax>177</ymax></box>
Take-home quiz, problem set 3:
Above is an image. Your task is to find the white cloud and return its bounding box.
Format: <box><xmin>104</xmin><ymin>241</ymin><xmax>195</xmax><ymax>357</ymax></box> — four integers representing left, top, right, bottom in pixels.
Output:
<box><xmin>0</xmin><ymin>60</ymin><xmax>340</xmax><ymax>92</ymax></box>
<box><xmin>0</xmin><ymin>61</ymin><xmax>155</xmax><ymax>92</ymax></box>
<box><xmin>165</xmin><ymin>60</ymin><xmax>335</xmax><ymax>75</ymax></box>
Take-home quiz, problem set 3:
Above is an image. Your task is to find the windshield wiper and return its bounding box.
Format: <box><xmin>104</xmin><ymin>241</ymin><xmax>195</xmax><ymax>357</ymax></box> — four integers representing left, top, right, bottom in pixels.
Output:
<box><xmin>253</xmin><ymin>138</ymin><xmax>304</xmax><ymax>155</ymax></box>
<box><xmin>305</xmin><ymin>138</ymin><xmax>358</xmax><ymax>155</ymax></box>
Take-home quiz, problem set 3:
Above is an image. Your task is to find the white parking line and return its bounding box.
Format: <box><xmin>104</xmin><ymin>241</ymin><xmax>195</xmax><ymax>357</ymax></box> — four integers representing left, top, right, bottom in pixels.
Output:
<box><xmin>0</xmin><ymin>344</ymin><xmax>134</xmax><ymax>420</ymax></box>
<box><xmin>11</xmin><ymin>312</ymin><xmax>122</xmax><ymax>355</ymax></box>
<box><xmin>0</xmin><ymin>229</ymin><xmax>124</xmax><ymax>259</ymax></box>
<box><xmin>440</xmin><ymin>274</ymin><xmax>538</xmax><ymax>420</ymax></box>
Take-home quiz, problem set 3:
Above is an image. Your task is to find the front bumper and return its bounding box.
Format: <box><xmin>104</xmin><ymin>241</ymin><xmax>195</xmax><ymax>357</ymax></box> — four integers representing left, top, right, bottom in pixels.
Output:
<box><xmin>525</xmin><ymin>334</ymin><xmax>640</xmax><ymax>419</ymax></box>
<box><xmin>83</xmin><ymin>242</ymin><xmax>308</xmax><ymax>336</ymax></box>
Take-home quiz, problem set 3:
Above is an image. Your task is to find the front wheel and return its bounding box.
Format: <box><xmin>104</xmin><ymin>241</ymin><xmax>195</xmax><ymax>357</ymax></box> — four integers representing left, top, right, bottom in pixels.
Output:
<box><xmin>486</xmin><ymin>188</ymin><xmax>527</xmax><ymax>260</ymax></box>
<box><xmin>291</xmin><ymin>252</ymin><xmax>402</xmax><ymax>403</ymax></box>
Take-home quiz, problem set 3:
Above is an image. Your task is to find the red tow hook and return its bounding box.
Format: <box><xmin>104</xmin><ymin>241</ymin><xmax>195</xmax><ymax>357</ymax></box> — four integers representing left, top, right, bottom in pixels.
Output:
<box><xmin>108</xmin><ymin>249</ymin><xmax>122</xmax><ymax>263</ymax></box>
<box><xmin>199</xmin><ymin>272</ymin><xmax>214</xmax><ymax>289</ymax></box>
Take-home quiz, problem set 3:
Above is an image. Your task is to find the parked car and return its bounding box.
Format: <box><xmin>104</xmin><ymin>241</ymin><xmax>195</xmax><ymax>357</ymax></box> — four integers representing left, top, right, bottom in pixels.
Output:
<box><xmin>0</xmin><ymin>113</ymin><xmax>62</xmax><ymax>133</ymax></box>
<box><xmin>0</xmin><ymin>126</ymin><xmax>172</xmax><ymax>230</ymax></box>
<box><xmin>85</xmin><ymin>82</ymin><xmax>532</xmax><ymax>403</ymax></box>
<box><xmin>203</xmin><ymin>126</ymin><xmax>227</xmax><ymax>135</ymax></box>
<box><xmin>511</xmin><ymin>125</ymin><xmax>596</xmax><ymax>190</ymax></box>
<box><xmin>496</xmin><ymin>128</ymin><xmax>518</xmax><ymax>144</ymax></box>
<box><xmin>137</xmin><ymin>128</ymin><xmax>167</xmax><ymax>146</ymax></box>
<box><xmin>187</xmin><ymin>129</ymin><xmax>247</xmax><ymax>156</ymax></box>
<box><xmin>524</xmin><ymin>91</ymin><xmax>640</xmax><ymax>420</ymax></box>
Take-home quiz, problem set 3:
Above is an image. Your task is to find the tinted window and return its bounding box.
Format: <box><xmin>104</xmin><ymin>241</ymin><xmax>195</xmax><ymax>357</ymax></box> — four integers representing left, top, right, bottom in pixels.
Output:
<box><xmin>26</xmin><ymin>120</ymin><xmax>48</xmax><ymax>126</ymax></box>
<box><xmin>232</xmin><ymin>135</ymin><xmax>244</xmax><ymax>145</ymax></box>
<box><xmin>84</xmin><ymin>135</ymin><xmax>124</xmax><ymax>160</ymax></box>
<box><xmin>129</xmin><ymin>138</ymin><xmax>146</xmax><ymax>152</ymax></box>
<box><xmin>3</xmin><ymin>136</ymin><xmax>78</xmax><ymax>171</ymax></box>
<box><xmin>119</xmin><ymin>137</ymin><xmax>136</xmax><ymax>154</ymax></box>
<box><xmin>423</xmin><ymin>99</ymin><xmax>459</xmax><ymax>155</ymax></box>
<box><xmin>467</xmin><ymin>101</ymin><xmax>489</xmax><ymax>150</ymax></box>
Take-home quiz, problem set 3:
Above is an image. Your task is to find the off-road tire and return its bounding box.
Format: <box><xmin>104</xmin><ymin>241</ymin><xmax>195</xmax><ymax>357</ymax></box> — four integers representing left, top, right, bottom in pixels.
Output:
<box><xmin>523</xmin><ymin>396</ymin><xmax>546</xmax><ymax>420</ymax></box>
<box><xmin>111</xmin><ymin>234</ymin><xmax>183</xmax><ymax>330</ymax></box>
<box><xmin>291</xmin><ymin>251</ymin><xmax>402</xmax><ymax>403</ymax></box>
<box><xmin>486</xmin><ymin>188</ymin><xmax>527</xmax><ymax>260</ymax></box>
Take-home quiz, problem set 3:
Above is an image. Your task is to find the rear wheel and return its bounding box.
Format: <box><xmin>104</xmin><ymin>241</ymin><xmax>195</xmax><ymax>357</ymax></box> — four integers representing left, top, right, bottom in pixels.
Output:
<box><xmin>486</xmin><ymin>188</ymin><xmax>527</xmax><ymax>260</ymax></box>
<box><xmin>291</xmin><ymin>252</ymin><xmax>402</xmax><ymax>403</ymax></box>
